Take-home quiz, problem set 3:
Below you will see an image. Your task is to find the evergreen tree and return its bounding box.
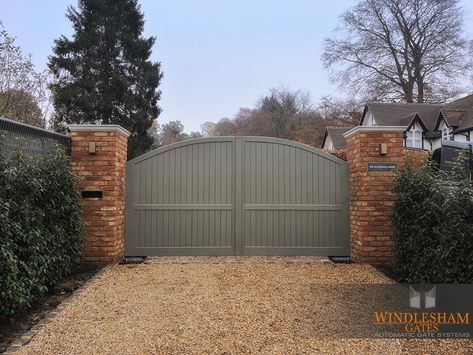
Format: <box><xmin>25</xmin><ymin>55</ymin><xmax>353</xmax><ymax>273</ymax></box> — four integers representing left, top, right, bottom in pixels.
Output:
<box><xmin>48</xmin><ymin>0</ymin><xmax>163</xmax><ymax>158</ymax></box>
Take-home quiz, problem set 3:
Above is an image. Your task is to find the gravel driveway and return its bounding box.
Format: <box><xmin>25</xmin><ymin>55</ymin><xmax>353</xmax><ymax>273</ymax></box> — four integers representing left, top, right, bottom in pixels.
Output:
<box><xmin>14</xmin><ymin>257</ymin><xmax>473</xmax><ymax>354</ymax></box>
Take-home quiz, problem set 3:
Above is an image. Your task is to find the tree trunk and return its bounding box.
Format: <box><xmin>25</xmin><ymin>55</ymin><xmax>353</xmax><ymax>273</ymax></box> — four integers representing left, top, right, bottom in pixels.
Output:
<box><xmin>417</xmin><ymin>80</ymin><xmax>424</xmax><ymax>103</ymax></box>
<box><xmin>403</xmin><ymin>83</ymin><xmax>414</xmax><ymax>103</ymax></box>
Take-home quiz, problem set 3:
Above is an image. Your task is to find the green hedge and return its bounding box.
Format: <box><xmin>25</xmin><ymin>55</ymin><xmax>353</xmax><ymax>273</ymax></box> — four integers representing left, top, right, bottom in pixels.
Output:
<box><xmin>0</xmin><ymin>145</ymin><xmax>82</xmax><ymax>318</ymax></box>
<box><xmin>392</xmin><ymin>157</ymin><xmax>473</xmax><ymax>283</ymax></box>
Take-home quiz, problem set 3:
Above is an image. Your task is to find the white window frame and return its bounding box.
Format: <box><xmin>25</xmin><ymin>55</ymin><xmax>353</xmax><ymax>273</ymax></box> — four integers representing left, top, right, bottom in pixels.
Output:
<box><xmin>406</xmin><ymin>123</ymin><xmax>423</xmax><ymax>149</ymax></box>
<box><xmin>439</xmin><ymin>119</ymin><xmax>453</xmax><ymax>141</ymax></box>
<box><xmin>442</xmin><ymin>126</ymin><xmax>453</xmax><ymax>140</ymax></box>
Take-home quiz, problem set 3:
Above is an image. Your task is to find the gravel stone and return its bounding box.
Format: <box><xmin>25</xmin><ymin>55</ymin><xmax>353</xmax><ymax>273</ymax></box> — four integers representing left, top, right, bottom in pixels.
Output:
<box><xmin>15</xmin><ymin>257</ymin><xmax>473</xmax><ymax>354</ymax></box>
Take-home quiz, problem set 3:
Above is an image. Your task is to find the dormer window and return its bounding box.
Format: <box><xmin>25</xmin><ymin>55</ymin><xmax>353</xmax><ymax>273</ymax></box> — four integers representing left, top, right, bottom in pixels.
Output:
<box><xmin>406</xmin><ymin>122</ymin><xmax>422</xmax><ymax>149</ymax></box>
<box><xmin>442</xmin><ymin>126</ymin><xmax>453</xmax><ymax>140</ymax></box>
<box><xmin>437</xmin><ymin>118</ymin><xmax>453</xmax><ymax>141</ymax></box>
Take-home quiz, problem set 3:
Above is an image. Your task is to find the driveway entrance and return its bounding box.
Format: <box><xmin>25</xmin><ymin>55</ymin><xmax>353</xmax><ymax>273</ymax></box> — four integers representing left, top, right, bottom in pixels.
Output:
<box><xmin>13</xmin><ymin>259</ymin><xmax>470</xmax><ymax>354</ymax></box>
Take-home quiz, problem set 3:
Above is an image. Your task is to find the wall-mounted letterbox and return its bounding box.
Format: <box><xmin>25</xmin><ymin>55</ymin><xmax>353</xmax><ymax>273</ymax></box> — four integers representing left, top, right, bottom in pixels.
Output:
<box><xmin>82</xmin><ymin>190</ymin><xmax>103</xmax><ymax>198</ymax></box>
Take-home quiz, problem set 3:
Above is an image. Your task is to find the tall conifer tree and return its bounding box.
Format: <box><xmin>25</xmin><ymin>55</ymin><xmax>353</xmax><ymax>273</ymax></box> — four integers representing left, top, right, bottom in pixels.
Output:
<box><xmin>49</xmin><ymin>0</ymin><xmax>162</xmax><ymax>158</ymax></box>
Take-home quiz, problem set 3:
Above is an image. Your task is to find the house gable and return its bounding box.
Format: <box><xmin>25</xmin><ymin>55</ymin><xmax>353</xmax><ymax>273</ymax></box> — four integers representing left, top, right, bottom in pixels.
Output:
<box><xmin>435</xmin><ymin>118</ymin><xmax>453</xmax><ymax>141</ymax></box>
<box><xmin>404</xmin><ymin>114</ymin><xmax>428</xmax><ymax>150</ymax></box>
<box><xmin>321</xmin><ymin>132</ymin><xmax>333</xmax><ymax>149</ymax></box>
<box><xmin>360</xmin><ymin>106</ymin><xmax>377</xmax><ymax>126</ymax></box>
<box><xmin>442</xmin><ymin>110</ymin><xmax>464</xmax><ymax>128</ymax></box>
<box><xmin>406</xmin><ymin>114</ymin><xmax>427</xmax><ymax>131</ymax></box>
<box><xmin>321</xmin><ymin>127</ymin><xmax>354</xmax><ymax>150</ymax></box>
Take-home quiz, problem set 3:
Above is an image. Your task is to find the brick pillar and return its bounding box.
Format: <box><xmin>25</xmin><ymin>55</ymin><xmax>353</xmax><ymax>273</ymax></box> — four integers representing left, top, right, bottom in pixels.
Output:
<box><xmin>345</xmin><ymin>127</ymin><xmax>405</xmax><ymax>266</ymax></box>
<box><xmin>68</xmin><ymin>125</ymin><xmax>130</xmax><ymax>263</ymax></box>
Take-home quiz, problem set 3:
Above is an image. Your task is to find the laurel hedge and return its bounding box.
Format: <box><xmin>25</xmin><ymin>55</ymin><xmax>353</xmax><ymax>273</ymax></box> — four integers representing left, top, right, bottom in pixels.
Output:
<box><xmin>0</xmin><ymin>145</ymin><xmax>82</xmax><ymax>318</ymax></box>
<box><xmin>392</xmin><ymin>157</ymin><xmax>473</xmax><ymax>283</ymax></box>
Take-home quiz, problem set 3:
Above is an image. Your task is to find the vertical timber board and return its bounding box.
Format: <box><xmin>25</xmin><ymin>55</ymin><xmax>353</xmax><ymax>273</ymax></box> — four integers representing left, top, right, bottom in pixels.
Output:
<box><xmin>234</xmin><ymin>137</ymin><xmax>243</xmax><ymax>255</ymax></box>
<box><xmin>240</xmin><ymin>137</ymin><xmax>350</xmax><ymax>256</ymax></box>
<box><xmin>340</xmin><ymin>160</ymin><xmax>350</xmax><ymax>253</ymax></box>
<box><xmin>124</xmin><ymin>163</ymin><xmax>133</xmax><ymax>254</ymax></box>
<box><xmin>125</xmin><ymin>160</ymin><xmax>139</xmax><ymax>254</ymax></box>
<box><xmin>124</xmin><ymin>138</ymin><xmax>235</xmax><ymax>256</ymax></box>
<box><xmin>124</xmin><ymin>136</ymin><xmax>350</xmax><ymax>256</ymax></box>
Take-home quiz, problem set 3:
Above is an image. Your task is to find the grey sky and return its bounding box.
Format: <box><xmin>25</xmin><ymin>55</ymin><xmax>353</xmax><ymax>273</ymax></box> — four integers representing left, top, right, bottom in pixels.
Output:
<box><xmin>2</xmin><ymin>0</ymin><xmax>473</xmax><ymax>132</ymax></box>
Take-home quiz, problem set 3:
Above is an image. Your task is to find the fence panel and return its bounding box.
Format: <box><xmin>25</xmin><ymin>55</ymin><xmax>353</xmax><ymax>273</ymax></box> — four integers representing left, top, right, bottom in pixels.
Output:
<box><xmin>0</xmin><ymin>117</ymin><xmax>71</xmax><ymax>158</ymax></box>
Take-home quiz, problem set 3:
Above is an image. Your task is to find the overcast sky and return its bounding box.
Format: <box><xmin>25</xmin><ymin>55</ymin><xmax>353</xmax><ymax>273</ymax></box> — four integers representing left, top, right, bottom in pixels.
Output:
<box><xmin>2</xmin><ymin>0</ymin><xmax>473</xmax><ymax>132</ymax></box>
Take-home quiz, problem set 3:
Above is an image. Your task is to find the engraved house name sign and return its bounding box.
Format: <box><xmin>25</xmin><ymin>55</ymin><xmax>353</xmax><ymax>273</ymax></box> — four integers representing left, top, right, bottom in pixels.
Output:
<box><xmin>368</xmin><ymin>162</ymin><xmax>397</xmax><ymax>172</ymax></box>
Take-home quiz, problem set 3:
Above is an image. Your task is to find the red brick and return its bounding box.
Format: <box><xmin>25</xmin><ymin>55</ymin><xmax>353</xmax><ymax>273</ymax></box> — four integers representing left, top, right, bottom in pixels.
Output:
<box><xmin>70</xmin><ymin>128</ymin><xmax>128</xmax><ymax>263</ymax></box>
<box><xmin>346</xmin><ymin>130</ymin><xmax>428</xmax><ymax>266</ymax></box>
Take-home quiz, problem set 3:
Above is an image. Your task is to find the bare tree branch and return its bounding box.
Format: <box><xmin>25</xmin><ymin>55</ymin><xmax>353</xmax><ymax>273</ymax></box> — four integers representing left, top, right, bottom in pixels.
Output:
<box><xmin>322</xmin><ymin>0</ymin><xmax>473</xmax><ymax>103</ymax></box>
<box><xmin>0</xmin><ymin>24</ymin><xmax>51</xmax><ymax>127</ymax></box>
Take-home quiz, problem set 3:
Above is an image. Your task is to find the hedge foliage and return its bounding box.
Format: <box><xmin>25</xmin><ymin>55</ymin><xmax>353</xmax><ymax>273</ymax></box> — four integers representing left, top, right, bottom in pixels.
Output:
<box><xmin>392</xmin><ymin>156</ymin><xmax>473</xmax><ymax>283</ymax></box>
<box><xmin>0</xmin><ymin>144</ymin><xmax>82</xmax><ymax>318</ymax></box>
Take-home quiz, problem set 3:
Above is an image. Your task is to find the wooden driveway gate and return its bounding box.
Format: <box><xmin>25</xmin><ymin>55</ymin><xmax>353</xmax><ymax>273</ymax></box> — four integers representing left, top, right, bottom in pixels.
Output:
<box><xmin>125</xmin><ymin>137</ymin><xmax>349</xmax><ymax>256</ymax></box>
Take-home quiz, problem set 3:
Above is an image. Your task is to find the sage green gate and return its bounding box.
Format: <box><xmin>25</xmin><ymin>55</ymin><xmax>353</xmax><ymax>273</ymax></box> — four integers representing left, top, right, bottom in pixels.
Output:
<box><xmin>125</xmin><ymin>137</ymin><xmax>349</xmax><ymax>256</ymax></box>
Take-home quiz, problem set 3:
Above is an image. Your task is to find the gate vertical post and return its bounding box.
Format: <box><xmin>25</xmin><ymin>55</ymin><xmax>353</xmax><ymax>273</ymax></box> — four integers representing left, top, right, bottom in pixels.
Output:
<box><xmin>68</xmin><ymin>125</ymin><xmax>130</xmax><ymax>263</ymax></box>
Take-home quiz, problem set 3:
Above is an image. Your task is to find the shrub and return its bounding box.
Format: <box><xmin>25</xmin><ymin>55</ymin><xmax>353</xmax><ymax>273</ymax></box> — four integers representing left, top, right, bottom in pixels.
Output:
<box><xmin>0</xmin><ymin>144</ymin><xmax>82</xmax><ymax>318</ymax></box>
<box><xmin>392</xmin><ymin>157</ymin><xmax>473</xmax><ymax>283</ymax></box>
<box><xmin>326</xmin><ymin>149</ymin><xmax>347</xmax><ymax>161</ymax></box>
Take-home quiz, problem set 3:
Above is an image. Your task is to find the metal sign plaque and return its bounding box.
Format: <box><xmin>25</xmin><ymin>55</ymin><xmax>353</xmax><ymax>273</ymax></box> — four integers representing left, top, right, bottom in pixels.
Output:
<box><xmin>368</xmin><ymin>162</ymin><xmax>397</xmax><ymax>172</ymax></box>
<box><xmin>439</xmin><ymin>146</ymin><xmax>469</xmax><ymax>172</ymax></box>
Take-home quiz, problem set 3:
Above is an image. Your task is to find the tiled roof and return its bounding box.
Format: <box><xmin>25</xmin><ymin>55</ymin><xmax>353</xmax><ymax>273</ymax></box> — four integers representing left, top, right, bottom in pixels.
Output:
<box><xmin>363</xmin><ymin>94</ymin><xmax>473</xmax><ymax>134</ymax></box>
<box><xmin>365</xmin><ymin>102</ymin><xmax>443</xmax><ymax>132</ymax></box>
<box><xmin>443</xmin><ymin>94</ymin><xmax>473</xmax><ymax>132</ymax></box>
<box><xmin>440</xmin><ymin>109</ymin><xmax>465</xmax><ymax>128</ymax></box>
<box><xmin>323</xmin><ymin>126</ymin><xmax>353</xmax><ymax>149</ymax></box>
